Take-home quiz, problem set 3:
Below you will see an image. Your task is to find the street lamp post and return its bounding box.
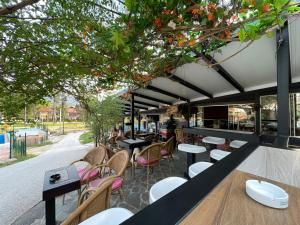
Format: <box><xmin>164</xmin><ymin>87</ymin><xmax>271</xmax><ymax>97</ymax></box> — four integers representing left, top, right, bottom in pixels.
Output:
<box><xmin>61</xmin><ymin>93</ymin><xmax>67</xmax><ymax>135</ymax></box>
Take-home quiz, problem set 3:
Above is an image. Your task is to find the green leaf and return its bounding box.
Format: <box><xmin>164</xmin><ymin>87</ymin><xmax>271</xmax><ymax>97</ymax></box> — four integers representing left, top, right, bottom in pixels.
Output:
<box><xmin>274</xmin><ymin>0</ymin><xmax>289</xmax><ymax>10</ymax></box>
<box><xmin>239</xmin><ymin>27</ymin><xmax>246</xmax><ymax>42</ymax></box>
<box><xmin>125</xmin><ymin>0</ymin><xmax>135</xmax><ymax>11</ymax></box>
<box><xmin>111</xmin><ymin>31</ymin><xmax>125</xmax><ymax>49</ymax></box>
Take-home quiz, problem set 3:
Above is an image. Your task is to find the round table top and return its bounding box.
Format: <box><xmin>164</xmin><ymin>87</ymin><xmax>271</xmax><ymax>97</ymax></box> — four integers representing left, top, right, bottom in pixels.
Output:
<box><xmin>202</xmin><ymin>136</ymin><xmax>225</xmax><ymax>145</ymax></box>
<box><xmin>78</xmin><ymin>208</ymin><xmax>133</xmax><ymax>225</ymax></box>
<box><xmin>178</xmin><ymin>144</ymin><xmax>206</xmax><ymax>153</ymax></box>
<box><xmin>149</xmin><ymin>177</ymin><xmax>187</xmax><ymax>204</ymax></box>
<box><xmin>189</xmin><ymin>162</ymin><xmax>213</xmax><ymax>178</ymax></box>
<box><xmin>229</xmin><ymin>140</ymin><xmax>247</xmax><ymax>148</ymax></box>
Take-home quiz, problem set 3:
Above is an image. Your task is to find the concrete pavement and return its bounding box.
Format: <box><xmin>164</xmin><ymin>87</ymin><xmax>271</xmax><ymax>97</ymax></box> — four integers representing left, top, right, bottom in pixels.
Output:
<box><xmin>0</xmin><ymin>132</ymin><xmax>92</xmax><ymax>225</ymax></box>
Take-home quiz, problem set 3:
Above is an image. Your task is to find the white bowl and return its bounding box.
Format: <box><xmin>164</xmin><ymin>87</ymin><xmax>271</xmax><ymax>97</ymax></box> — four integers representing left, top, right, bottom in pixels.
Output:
<box><xmin>246</xmin><ymin>180</ymin><xmax>289</xmax><ymax>209</ymax></box>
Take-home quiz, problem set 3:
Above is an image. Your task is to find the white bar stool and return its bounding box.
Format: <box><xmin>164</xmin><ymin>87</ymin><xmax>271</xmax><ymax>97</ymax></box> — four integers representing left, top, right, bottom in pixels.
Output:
<box><xmin>188</xmin><ymin>162</ymin><xmax>213</xmax><ymax>178</ymax></box>
<box><xmin>178</xmin><ymin>144</ymin><xmax>206</xmax><ymax>178</ymax></box>
<box><xmin>210</xmin><ymin>149</ymin><xmax>231</xmax><ymax>163</ymax></box>
<box><xmin>149</xmin><ymin>177</ymin><xmax>187</xmax><ymax>204</ymax></box>
<box><xmin>78</xmin><ymin>208</ymin><xmax>134</xmax><ymax>225</ymax></box>
<box><xmin>230</xmin><ymin>140</ymin><xmax>247</xmax><ymax>149</ymax></box>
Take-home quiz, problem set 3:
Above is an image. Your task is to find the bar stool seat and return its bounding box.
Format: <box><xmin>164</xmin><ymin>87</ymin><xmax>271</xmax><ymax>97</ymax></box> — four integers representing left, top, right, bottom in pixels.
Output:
<box><xmin>188</xmin><ymin>162</ymin><xmax>213</xmax><ymax>178</ymax></box>
<box><xmin>78</xmin><ymin>208</ymin><xmax>134</xmax><ymax>225</ymax></box>
<box><xmin>230</xmin><ymin>140</ymin><xmax>247</xmax><ymax>149</ymax></box>
<box><xmin>210</xmin><ymin>149</ymin><xmax>231</xmax><ymax>162</ymax></box>
<box><xmin>149</xmin><ymin>177</ymin><xmax>187</xmax><ymax>204</ymax></box>
<box><xmin>178</xmin><ymin>144</ymin><xmax>206</xmax><ymax>153</ymax></box>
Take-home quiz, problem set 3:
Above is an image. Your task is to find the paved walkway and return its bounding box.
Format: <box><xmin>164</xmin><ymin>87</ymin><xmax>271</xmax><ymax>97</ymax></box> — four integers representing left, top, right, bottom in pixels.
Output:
<box><xmin>0</xmin><ymin>132</ymin><xmax>92</xmax><ymax>225</ymax></box>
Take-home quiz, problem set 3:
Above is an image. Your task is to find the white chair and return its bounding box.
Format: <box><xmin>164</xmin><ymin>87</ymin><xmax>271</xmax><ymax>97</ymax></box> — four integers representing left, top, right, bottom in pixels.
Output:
<box><xmin>230</xmin><ymin>140</ymin><xmax>247</xmax><ymax>149</ymax></box>
<box><xmin>210</xmin><ymin>149</ymin><xmax>231</xmax><ymax>162</ymax></box>
<box><xmin>188</xmin><ymin>162</ymin><xmax>213</xmax><ymax>178</ymax></box>
<box><xmin>78</xmin><ymin>208</ymin><xmax>134</xmax><ymax>225</ymax></box>
<box><xmin>149</xmin><ymin>177</ymin><xmax>187</xmax><ymax>204</ymax></box>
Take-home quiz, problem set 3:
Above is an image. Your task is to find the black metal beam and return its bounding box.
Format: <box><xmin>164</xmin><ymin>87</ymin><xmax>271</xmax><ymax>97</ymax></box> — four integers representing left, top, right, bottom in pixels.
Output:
<box><xmin>124</xmin><ymin>103</ymin><xmax>147</xmax><ymax>110</ymax></box>
<box><xmin>190</xmin><ymin>82</ymin><xmax>300</xmax><ymax>107</ymax></box>
<box><xmin>134</xmin><ymin>100</ymin><xmax>158</xmax><ymax>108</ymax></box>
<box><xmin>131</xmin><ymin>93</ymin><xmax>135</xmax><ymax>139</ymax></box>
<box><xmin>274</xmin><ymin>25</ymin><xmax>291</xmax><ymax>148</ymax></box>
<box><xmin>146</xmin><ymin>85</ymin><xmax>189</xmax><ymax>102</ymax></box>
<box><xmin>200</xmin><ymin>53</ymin><xmax>244</xmax><ymax>93</ymax></box>
<box><xmin>168</xmin><ymin>73</ymin><xmax>213</xmax><ymax>98</ymax></box>
<box><xmin>134</xmin><ymin>93</ymin><xmax>172</xmax><ymax>105</ymax></box>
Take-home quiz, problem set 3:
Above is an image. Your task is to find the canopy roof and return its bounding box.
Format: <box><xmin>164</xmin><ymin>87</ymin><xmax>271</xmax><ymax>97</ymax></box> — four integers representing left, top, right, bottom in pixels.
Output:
<box><xmin>123</xmin><ymin>18</ymin><xmax>300</xmax><ymax>110</ymax></box>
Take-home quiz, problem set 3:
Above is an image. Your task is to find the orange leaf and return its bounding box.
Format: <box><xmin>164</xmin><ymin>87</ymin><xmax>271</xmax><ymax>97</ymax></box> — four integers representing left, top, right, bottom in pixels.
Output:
<box><xmin>192</xmin><ymin>8</ymin><xmax>200</xmax><ymax>15</ymax></box>
<box><xmin>262</xmin><ymin>4</ymin><xmax>270</xmax><ymax>13</ymax></box>
<box><xmin>178</xmin><ymin>39</ymin><xmax>185</xmax><ymax>47</ymax></box>
<box><xmin>189</xmin><ymin>39</ymin><xmax>196</xmax><ymax>46</ymax></box>
<box><xmin>154</xmin><ymin>18</ymin><xmax>161</xmax><ymax>28</ymax></box>
<box><xmin>167</xmin><ymin>37</ymin><xmax>173</xmax><ymax>44</ymax></box>
<box><xmin>207</xmin><ymin>13</ymin><xmax>214</xmax><ymax>21</ymax></box>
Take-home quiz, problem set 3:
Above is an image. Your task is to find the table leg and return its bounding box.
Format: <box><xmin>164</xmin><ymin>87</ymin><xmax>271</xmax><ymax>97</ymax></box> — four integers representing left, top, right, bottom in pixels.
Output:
<box><xmin>184</xmin><ymin>153</ymin><xmax>196</xmax><ymax>179</ymax></box>
<box><xmin>45</xmin><ymin>198</ymin><xmax>56</xmax><ymax>225</ymax></box>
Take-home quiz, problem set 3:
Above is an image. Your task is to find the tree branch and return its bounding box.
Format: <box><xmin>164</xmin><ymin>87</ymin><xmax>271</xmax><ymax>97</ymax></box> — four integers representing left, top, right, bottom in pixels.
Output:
<box><xmin>0</xmin><ymin>0</ymin><xmax>40</xmax><ymax>16</ymax></box>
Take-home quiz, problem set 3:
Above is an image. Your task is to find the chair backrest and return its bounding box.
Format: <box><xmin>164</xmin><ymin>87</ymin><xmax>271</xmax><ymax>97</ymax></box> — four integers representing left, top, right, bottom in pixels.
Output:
<box><xmin>106</xmin><ymin>150</ymin><xmax>129</xmax><ymax>177</ymax></box>
<box><xmin>83</xmin><ymin>146</ymin><xmax>107</xmax><ymax>166</ymax></box>
<box><xmin>61</xmin><ymin>176</ymin><xmax>114</xmax><ymax>225</ymax></box>
<box><xmin>139</xmin><ymin>143</ymin><xmax>162</xmax><ymax>162</ymax></box>
<box><xmin>162</xmin><ymin>136</ymin><xmax>175</xmax><ymax>155</ymax></box>
<box><xmin>175</xmin><ymin>128</ymin><xmax>183</xmax><ymax>140</ymax></box>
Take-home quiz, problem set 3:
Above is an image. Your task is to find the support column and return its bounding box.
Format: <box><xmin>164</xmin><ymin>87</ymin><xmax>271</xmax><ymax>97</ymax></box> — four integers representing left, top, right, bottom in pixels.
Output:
<box><xmin>131</xmin><ymin>93</ymin><xmax>135</xmax><ymax>139</ymax></box>
<box><xmin>275</xmin><ymin>25</ymin><xmax>291</xmax><ymax>148</ymax></box>
<box><xmin>138</xmin><ymin>114</ymin><xmax>141</xmax><ymax>131</ymax></box>
<box><xmin>187</xmin><ymin>102</ymin><xmax>191</xmax><ymax>128</ymax></box>
<box><xmin>255</xmin><ymin>94</ymin><xmax>261</xmax><ymax>136</ymax></box>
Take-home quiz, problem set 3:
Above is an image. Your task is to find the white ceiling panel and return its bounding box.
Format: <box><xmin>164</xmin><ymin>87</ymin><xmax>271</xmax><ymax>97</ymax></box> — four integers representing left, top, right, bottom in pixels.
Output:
<box><xmin>135</xmin><ymin>88</ymin><xmax>176</xmax><ymax>103</ymax></box>
<box><xmin>173</xmin><ymin>61</ymin><xmax>238</xmax><ymax>97</ymax></box>
<box><xmin>150</xmin><ymin>77</ymin><xmax>204</xmax><ymax>100</ymax></box>
<box><xmin>289</xmin><ymin>16</ymin><xmax>300</xmax><ymax>83</ymax></box>
<box><xmin>213</xmin><ymin>35</ymin><xmax>277</xmax><ymax>91</ymax></box>
<box><xmin>134</xmin><ymin>96</ymin><xmax>160</xmax><ymax>107</ymax></box>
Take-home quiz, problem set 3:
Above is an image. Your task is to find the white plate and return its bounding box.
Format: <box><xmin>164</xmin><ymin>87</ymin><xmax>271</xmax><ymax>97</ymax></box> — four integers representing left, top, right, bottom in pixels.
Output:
<box><xmin>246</xmin><ymin>180</ymin><xmax>289</xmax><ymax>209</ymax></box>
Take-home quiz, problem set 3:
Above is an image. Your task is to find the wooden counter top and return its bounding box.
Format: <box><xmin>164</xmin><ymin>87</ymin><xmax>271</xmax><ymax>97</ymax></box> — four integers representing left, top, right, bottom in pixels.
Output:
<box><xmin>180</xmin><ymin>170</ymin><xmax>300</xmax><ymax>225</ymax></box>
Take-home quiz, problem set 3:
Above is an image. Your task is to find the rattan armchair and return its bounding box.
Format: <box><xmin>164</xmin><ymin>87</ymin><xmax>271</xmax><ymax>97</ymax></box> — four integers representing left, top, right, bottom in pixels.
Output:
<box><xmin>160</xmin><ymin>136</ymin><xmax>175</xmax><ymax>160</ymax></box>
<box><xmin>175</xmin><ymin>128</ymin><xmax>191</xmax><ymax>146</ymax></box>
<box><xmin>132</xmin><ymin>143</ymin><xmax>162</xmax><ymax>189</ymax></box>
<box><xmin>70</xmin><ymin>146</ymin><xmax>107</xmax><ymax>185</ymax></box>
<box><xmin>61</xmin><ymin>176</ymin><xmax>115</xmax><ymax>225</ymax></box>
<box><xmin>86</xmin><ymin>150</ymin><xmax>129</xmax><ymax>199</ymax></box>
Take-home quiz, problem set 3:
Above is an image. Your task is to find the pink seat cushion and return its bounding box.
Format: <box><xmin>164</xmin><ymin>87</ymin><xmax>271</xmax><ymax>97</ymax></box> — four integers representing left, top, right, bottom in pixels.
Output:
<box><xmin>77</xmin><ymin>167</ymin><xmax>99</xmax><ymax>182</ymax></box>
<box><xmin>160</xmin><ymin>148</ymin><xmax>169</xmax><ymax>156</ymax></box>
<box><xmin>136</xmin><ymin>156</ymin><xmax>159</xmax><ymax>166</ymax></box>
<box><xmin>217</xmin><ymin>144</ymin><xmax>225</xmax><ymax>150</ymax></box>
<box><xmin>89</xmin><ymin>177</ymin><xmax>123</xmax><ymax>192</ymax></box>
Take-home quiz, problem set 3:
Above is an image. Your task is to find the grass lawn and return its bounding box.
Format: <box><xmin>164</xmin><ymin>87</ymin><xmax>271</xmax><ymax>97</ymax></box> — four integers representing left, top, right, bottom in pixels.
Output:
<box><xmin>29</xmin><ymin>140</ymin><xmax>53</xmax><ymax>148</ymax></box>
<box><xmin>80</xmin><ymin>131</ymin><xmax>94</xmax><ymax>144</ymax></box>
<box><xmin>0</xmin><ymin>154</ymin><xmax>36</xmax><ymax>168</ymax></box>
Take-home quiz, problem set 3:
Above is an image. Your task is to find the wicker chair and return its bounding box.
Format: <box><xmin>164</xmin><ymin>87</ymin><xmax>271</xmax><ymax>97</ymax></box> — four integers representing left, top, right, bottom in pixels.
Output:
<box><xmin>132</xmin><ymin>143</ymin><xmax>162</xmax><ymax>189</ymax></box>
<box><xmin>63</xmin><ymin>146</ymin><xmax>107</xmax><ymax>205</ymax></box>
<box><xmin>87</xmin><ymin>150</ymin><xmax>129</xmax><ymax>199</ymax></box>
<box><xmin>71</xmin><ymin>146</ymin><xmax>107</xmax><ymax>186</ymax></box>
<box><xmin>61</xmin><ymin>176</ymin><xmax>115</xmax><ymax>225</ymax></box>
<box><xmin>175</xmin><ymin>128</ymin><xmax>191</xmax><ymax>146</ymax></box>
<box><xmin>160</xmin><ymin>136</ymin><xmax>175</xmax><ymax>160</ymax></box>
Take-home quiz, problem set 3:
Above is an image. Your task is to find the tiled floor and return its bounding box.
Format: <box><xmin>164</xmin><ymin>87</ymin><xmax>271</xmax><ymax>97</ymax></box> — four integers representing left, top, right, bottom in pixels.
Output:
<box><xmin>12</xmin><ymin>149</ymin><xmax>210</xmax><ymax>225</ymax></box>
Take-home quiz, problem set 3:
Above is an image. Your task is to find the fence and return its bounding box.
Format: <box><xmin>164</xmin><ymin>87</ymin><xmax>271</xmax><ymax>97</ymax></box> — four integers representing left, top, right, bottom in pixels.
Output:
<box><xmin>8</xmin><ymin>127</ymin><xmax>49</xmax><ymax>158</ymax></box>
<box><xmin>9</xmin><ymin>132</ymin><xmax>27</xmax><ymax>158</ymax></box>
